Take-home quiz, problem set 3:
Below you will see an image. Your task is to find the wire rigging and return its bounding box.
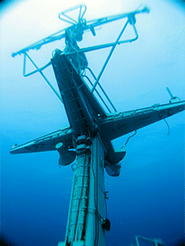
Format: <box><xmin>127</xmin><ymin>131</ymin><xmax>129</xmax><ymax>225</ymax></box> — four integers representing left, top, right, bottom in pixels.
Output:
<box><xmin>125</xmin><ymin>130</ymin><xmax>137</xmax><ymax>146</ymax></box>
<box><xmin>164</xmin><ymin>118</ymin><xmax>170</xmax><ymax>136</ymax></box>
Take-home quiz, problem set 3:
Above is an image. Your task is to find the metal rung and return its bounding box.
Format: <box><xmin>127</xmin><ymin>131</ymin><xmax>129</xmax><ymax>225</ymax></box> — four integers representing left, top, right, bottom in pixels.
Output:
<box><xmin>75</xmin><ymin>165</ymin><xmax>89</xmax><ymax>168</ymax></box>
<box><xmin>73</xmin><ymin>185</ymin><xmax>88</xmax><ymax>189</ymax></box>
<box><xmin>72</xmin><ymin>195</ymin><xmax>88</xmax><ymax>200</ymax></box>
<box><xmin>82</xmin><ymin>73</ymin><xmax>112</xmax><ymax>113</ymax></box>
<box><xmin>69</xmin><ymin>220</ymin><xmax>86</xmax><ymax>226</ymax></box>
<box><xmin>73</xmin><ymin>175</ymin><xmax>89</xmax><ymax>178</ymax></box>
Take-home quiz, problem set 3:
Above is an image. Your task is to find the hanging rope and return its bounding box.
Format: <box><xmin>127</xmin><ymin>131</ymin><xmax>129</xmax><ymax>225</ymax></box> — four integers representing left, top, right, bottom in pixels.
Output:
<box><xmin>125</xmin><ymin>130</ymin><xmax>137</xmax><ymax>146</ymax></box>
<box><xmin>164</xmin><ymin>118</ymin><xmax>170</xmax><ymax>136</ymax></box>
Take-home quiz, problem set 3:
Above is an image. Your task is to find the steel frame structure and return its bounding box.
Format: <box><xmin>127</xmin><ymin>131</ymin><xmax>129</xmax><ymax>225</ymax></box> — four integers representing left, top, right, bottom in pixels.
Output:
<box><xmin>10</xmin><ymin>5</ymin><xmax>184</xmax><ymax>246</ymax></box>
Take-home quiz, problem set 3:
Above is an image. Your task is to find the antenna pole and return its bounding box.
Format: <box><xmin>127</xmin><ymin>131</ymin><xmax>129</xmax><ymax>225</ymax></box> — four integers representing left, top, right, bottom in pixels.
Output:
<box><xmin>166</xmin><ymin>87</ymin><xmax>174</xmax><ymax>98</ymax></box>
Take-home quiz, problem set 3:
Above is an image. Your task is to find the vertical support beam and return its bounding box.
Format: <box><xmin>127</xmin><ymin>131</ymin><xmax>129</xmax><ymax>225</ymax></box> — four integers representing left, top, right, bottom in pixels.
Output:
<box><xmin>58</xmin><ymin>134</ymin><xmax>106</xmax><ymax>246</ymax></box>
<box><xmin>64</xmin><ymin>137</ymin><xmax>91</xmax><ymax>244</ymax></box>
<box><xmin>85</xmin><ymin>135</ymin><xmax>106</xmax><ymax>246</ymax></box>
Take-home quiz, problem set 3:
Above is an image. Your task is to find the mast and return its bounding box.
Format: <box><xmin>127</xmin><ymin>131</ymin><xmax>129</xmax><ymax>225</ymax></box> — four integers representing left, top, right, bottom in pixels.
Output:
<box><xmin>58</xmin><ymin>134</ymin><xmax>107</xmax><ymax>245</ymax></box>
<box><xmin>10</xmin><ymin>5</ymin><xmax>185</xmax><ymax>246</ymax></box>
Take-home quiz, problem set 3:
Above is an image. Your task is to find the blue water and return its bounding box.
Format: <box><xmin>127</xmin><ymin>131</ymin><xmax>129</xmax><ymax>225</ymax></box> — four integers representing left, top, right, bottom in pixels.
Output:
<box><xmin>1</xmin><ymin>0</ymin><xmax>185</xmax><ymax>245</ymax></box>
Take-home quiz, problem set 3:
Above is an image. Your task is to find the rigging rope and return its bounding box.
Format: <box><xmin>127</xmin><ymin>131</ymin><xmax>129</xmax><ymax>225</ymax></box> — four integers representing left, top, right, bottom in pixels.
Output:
<box><xmin>125</xmin><ymin>130</ymin><xmax>137</xmax><ymax>146</ymax></box>
<box><xmin>164</xmin><ymin>118</ymin><xmax>170</xmax><ymax>136</ymax></box>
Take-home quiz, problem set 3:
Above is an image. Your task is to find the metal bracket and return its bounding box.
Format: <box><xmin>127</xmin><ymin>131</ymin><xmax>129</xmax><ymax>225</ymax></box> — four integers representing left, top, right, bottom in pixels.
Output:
<box><xmin>58</xmin><ymin>5</ymin><xmax>87</xmax><ymax>24</ymax></box>
<box><xmin>22</xmin><ymin>52</ymin><xmax>63</xmax><ymax>103</ymax></box>
<box><xmin>135</xmin><ymin>235</ymin><xmax>166</xmax><ymax>246</ymax></box>
<box><xmin>11</xmin><ymin>5</ymin><xmax>149</xmax><ymax>107</ymax></box>
<box><xmin>91</xmin><ymin>15</ymin><xmax>139</xmax><ymax>95</ymax></box>
<box><xmin>166</xmin><ymin>87</ymin><xmax>180</xmax><ymax>103</ymax></box>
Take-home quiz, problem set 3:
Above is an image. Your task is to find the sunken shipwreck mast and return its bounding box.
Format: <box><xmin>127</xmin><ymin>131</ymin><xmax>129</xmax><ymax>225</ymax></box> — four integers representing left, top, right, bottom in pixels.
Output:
<box><xmin>10</xmin><ymin>5</ymin><xmax>185</xmax><ymax>246</ymax></box>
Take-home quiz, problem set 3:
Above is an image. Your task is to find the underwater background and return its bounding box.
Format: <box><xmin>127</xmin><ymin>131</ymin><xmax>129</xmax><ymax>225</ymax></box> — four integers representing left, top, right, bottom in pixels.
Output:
<box><xmin>1</xmin><ymin>0</ymin><xmax>185</xmax><ymax>245</ymax></box>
